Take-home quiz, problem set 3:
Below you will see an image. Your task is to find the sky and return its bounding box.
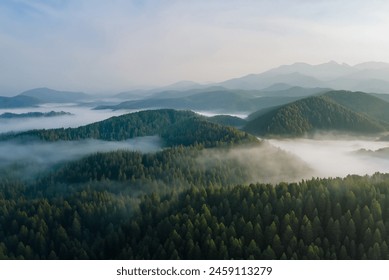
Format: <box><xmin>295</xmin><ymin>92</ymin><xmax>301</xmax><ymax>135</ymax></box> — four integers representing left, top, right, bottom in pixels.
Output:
<box><xmin>1</xmin><ymin>0</ymin><xmax>389</xmax><ymax>95</ymax></box>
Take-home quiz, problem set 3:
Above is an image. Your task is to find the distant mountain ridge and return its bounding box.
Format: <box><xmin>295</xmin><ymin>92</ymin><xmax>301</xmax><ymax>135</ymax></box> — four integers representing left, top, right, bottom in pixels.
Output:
<box><xmin>0</xmin><ymin>87</ymin><xmax>91</xmax><ymax>108</ymax></box>
<box><xmin>216</xmin><ymin>61</ymin><xmax>389</xmax><ymax>93</ymax></box>
<box><xmin>111</xmin><ymin>61</ymin><xmax>389</xmax><ymax>100</ymax></box>
<box><xmin>0</xmin><ymin>95</ymin><xmax>41</xmax><ymax>108</ymax></box>
<box><xmin>97</xmin><ymin>86</ymin><xmax>325</xmax><ymax>114</ymax></box>
<box><xmin>20</xmin><ymin>87</ymin><xmax>90</xmax><ymax>103</ymax></box>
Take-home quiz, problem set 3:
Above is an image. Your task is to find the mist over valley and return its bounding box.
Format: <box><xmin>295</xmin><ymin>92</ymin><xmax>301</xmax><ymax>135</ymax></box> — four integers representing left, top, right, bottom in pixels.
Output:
<box><xmin>267</xmin><ymin>137</ymin><xmax>389</xmax><ymax>178</ymax></box>
<box><xmin>0</xmin><ymin>105</ymin><xmax>132</xmax><ymax>133</ymax></box>
<box><xmin>4</xmin><ymin>62</ymin><xmax>389</xmax><ymax>261</ymax></box>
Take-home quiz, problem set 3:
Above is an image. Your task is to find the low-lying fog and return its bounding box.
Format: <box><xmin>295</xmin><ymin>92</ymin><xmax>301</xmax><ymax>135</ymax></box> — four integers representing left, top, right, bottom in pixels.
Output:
<box><xmin>0</xmin><ymin>104</ymin><xmax>135</xmax><ymax>133</ymax></box>
<box><xmin>0</xmin><ymin>104</ymin><xmax>250</xmax><ymax>134</ymax></box>
<box><xmin>0</xmin><ymin>136</ymin><xmax>162</xmax><ymax>177</ymax></box>
<box><xmin>267</xmin><ymin>138</ymin><xmax>389</xmax><ymax>178</ymax></box>
<box><xmin>194</xmin><ymin>110</ymin><xmax>248</xmax><ymax>119</ymax></box>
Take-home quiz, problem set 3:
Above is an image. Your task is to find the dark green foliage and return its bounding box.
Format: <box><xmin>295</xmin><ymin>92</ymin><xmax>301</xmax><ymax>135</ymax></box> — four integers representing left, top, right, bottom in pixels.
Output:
<box><xmin>39</xmin><ymin>146</ymin><xmax>257</xmax><ymax>191</ymax></box>
<box><xmin>123</xmin><ymin>173</ymin><xmax>389</xmax><ymax>259</ymax></box>
<box><xmin>2</xmin><ymin>173</ymin><xmax>389</xmax><ymax>259</ymax></box>
<box><xmin>0</xmin><ymin>179</ymin><xmax>134</xmax><ymax>260</ymax></box>
<box><xmin>161</xmin><ymin>117</ymin><xmax>256</xmax><ymax>147</ymax></box>
<box><xmin>324</xmin><ymin>91</ymin><xmax>389</xmax><ymax>123</ymax></box>
<box><xmin>1</xmin><ymin>107</ymin><xmax>389</xmax><ymax>260</ymax></box>
<box><xmin>245</xmin><ymin>95</ymin><xmax>387</xmax><ymax>136</ymax></box>
<box><xmin>4</xmin><ymin>109</ymin><xmax>197</xmax><ymax>141</ymax></box>
<box><xmin>207</xmin><ymin>115</ymin><xmax>247</xmax><ymax>128</ymax></box>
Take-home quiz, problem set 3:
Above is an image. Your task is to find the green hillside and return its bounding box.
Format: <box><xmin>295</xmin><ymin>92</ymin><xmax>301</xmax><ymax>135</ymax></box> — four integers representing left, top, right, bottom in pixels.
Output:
<box><xmin>202</xmin><ymin>115</ymin><xmax>246</xmax><ymax>128</ymax></box>
<box><xmin>244</xmin><ymin>95</ymin><xmax>387</xmax><ymax>137</ymax></box>
<box><xmin>1</xmin><ymin>109</ymin><xmax>257</xmax><ymax>148</ymax></box>
<box><xmin>161</xmin><ymin>117</ymin><xmax>255</xmax><ymax>147</ymax></box>
<box><xmin>324</xmin><ymin>90</ymin><xmax>389</xmax><ymax>123</ymax></box>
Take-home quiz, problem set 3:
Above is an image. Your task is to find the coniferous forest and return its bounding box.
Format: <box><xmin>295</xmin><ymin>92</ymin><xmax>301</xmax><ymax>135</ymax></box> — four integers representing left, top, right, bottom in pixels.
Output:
<box><xmin>1</xmin><ymin>172</ymin><xmax>389</xmax><ymax>259</ymax></box>
<box><xmin>1</xmin><ymin>108</ymin><xmax>389</xmax><ymax>259</ymax></box>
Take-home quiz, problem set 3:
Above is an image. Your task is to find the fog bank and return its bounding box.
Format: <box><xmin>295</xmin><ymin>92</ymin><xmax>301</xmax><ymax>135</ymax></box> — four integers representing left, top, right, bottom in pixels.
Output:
<box><xmin>267</xmin><ymin>138</ymin><xmax>389</xmax><ymax>178</ymax></box>
<box><xmin>0</xmin><ymin>136</ymin><xmax>162</xmax><ymax>178</ymax></box>
<box><xmin>0</xmin><ymin>105</ymin><xmax>134</xmax><ymax>133</ymax></box>
<box><xmin>196</xmin><ymin>142</ymin><xmax>312</xmax><ymax>184</ymax></box>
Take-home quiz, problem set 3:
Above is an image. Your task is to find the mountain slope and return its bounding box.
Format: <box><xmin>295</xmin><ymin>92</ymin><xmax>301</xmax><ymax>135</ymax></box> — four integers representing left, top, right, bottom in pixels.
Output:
<box><xmin>2</xmin><ymin>109</ymin><xmax>257</xmax><ymax>148</ymax></box>
<box><xmin>267</xmin><ymin>61</ymin><xmax>356</xmax><ymax>80</ymax></box>
<box><xmin>218</xmin><ymin>72</ymin><xmax>325</xmax><ymax>90</ymax></box>
<box><xmin>96</xmin><ymin>88</ymin><xmax>306</xmax><ymax>114</ymax></box>
<box><xmin>323</xmin><ymin>90</ymin><xmax>389</xmax><ymax>122</ymax></box>
<box><xmin>0</xmin><ymin>95</ymin><xmax>42</xmax><ymax>108</ymax></box>
<box><xmin>214</xmin><ymin>61</ymin><xmax>389</xmax><ymax>93</ymax></box>
<box><xmin>19</xmin><ymin>87</ymin><xmax>90</xmax><ymax>103</ymax></box>
<box><xmin>244</xmin><ymin>95</ymin><xmax>387</xmax><ymax>136</ymax></box>
<box><xmin>207</xmin><ymin>115</ymin><xmax>247</xmax><ymax>128</ymax></box>
<box><xmin>260</xmin><ymin>86</ymin><xmax>330</xmax><ymax>97</ymax></box>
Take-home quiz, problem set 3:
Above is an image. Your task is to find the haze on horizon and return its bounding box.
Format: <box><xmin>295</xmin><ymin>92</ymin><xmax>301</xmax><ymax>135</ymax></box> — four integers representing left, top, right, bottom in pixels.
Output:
<box><xmin>1</xmin><ymin>0</ymin><xmax>389</xmax><ymax>95</ymax></box>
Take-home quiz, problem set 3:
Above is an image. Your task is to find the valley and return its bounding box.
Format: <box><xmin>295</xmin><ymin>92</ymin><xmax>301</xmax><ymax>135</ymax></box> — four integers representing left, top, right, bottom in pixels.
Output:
<box><xmin>2</xmin><ymin>62</ymin><xmax>389</xmax><ymax>260</ymax></box>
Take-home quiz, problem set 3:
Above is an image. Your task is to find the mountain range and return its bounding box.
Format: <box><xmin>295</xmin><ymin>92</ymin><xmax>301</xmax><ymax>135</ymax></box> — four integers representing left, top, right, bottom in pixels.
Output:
<box><xmin>97</xmin><ymin>86</ymin><xmax>327</xmax><ymax>114</ymax></box>
<box><xmin>0</xmin><ymin>88</ymin><xmax>90</xmax><ymax>108</ymax></box>
<box><xmin>216</xmin><ymin>61</ymin><xmax>389</xmax><ymax>93</ymax></box>
<box><xmin>3</xmin><ymin>61</ymin><xmax>389</xmax><ymax>109</ymax></box>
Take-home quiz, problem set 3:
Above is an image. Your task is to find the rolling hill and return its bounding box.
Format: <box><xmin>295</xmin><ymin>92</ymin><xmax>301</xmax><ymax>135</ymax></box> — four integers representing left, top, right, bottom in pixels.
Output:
<box><xmin>244</xmin><ymin>95</ymin><xmax>388</xmax><ymax>137</ymax></box>
<box><xmin>323</xmin><ymin>90</ymin><xmax>389</xmax><ymax>123</ymax></box>
<box><xmin>207</xmin><ymin>115</ymin><xmax>247</xmax><ymax>128</ymax></box>
<box><xmin>1</xmin><ymin>109</ymin><xmax>257</xmax><ymax>148</ymax></box>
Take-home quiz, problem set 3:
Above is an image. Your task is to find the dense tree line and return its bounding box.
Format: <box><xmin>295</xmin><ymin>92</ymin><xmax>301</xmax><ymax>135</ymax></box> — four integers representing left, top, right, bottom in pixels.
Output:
<box><xmin>122</xmin><ymin>174</ymin><xmax>389</xmax><ymax>259</ymax></box>
<box><xmin>35</xmin><ymin>145</ymin><xmax>257</xmax><ymax>194</ymax></box>
<box><xmin>2</xmin><ymin>173</ymin><xmax>389</xmax><ymax>259</ymax></box>
<box><xmin>161</xmin><ymin>118</ymin><xmax>255</xmax><ymax>147</ymax></box>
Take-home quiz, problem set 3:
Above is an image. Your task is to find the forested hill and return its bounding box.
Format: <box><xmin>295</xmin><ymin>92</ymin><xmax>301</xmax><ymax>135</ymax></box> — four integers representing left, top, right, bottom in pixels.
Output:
<box><xmin>244</xmin><ymin>95</ymin><xmax>388</xmax><ymax>137</ymax></box>
<box><xmin>1</xmin><ymin>109</ymin><xmax>257</xmax><ymax>148</ymax></box>
<box><xmin>323</xmin><ymin>90</ymin><xmax>389</xmax><ymax>123</ymax></box>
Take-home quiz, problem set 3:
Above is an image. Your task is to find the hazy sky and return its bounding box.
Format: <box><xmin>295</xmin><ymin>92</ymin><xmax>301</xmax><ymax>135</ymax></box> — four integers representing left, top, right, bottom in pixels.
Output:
<box><xmin>1</xmin><ymin>0</ymin><xmax>389</xmax><ymax>94</ymax></box>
